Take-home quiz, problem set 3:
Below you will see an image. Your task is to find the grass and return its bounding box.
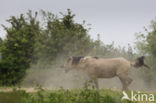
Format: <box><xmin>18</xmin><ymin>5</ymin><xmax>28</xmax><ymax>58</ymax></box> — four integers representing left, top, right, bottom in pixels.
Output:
<box><xmin>0</xmin><ymin>87</ymin><xmax>155</xmax><ymax>103</ymax></box>
<box><xmin>0</xmin><ymin>88</ymin><xmax>128</xmax><ymax>103</ymax></box>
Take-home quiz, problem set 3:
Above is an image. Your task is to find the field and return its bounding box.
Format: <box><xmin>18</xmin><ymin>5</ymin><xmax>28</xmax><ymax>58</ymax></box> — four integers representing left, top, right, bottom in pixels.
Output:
<box><xmin>0</xmin><ymin>87</ymin><xmax>155</xmax><ymax>103</ymax></box>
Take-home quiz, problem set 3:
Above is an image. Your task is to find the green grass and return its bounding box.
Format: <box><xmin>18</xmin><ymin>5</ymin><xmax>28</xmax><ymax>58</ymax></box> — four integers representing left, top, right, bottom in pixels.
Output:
<box><xmin>0</xmin><ymin>88</ymin><xmax>154</xmax><ymax>103</ymax></box>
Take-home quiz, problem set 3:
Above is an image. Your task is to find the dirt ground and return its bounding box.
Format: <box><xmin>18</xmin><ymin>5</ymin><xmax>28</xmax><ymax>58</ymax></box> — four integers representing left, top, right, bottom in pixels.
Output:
<box><xmin>0</xmin><ymin>88</ymin><xmax>38</xmax><ymax>93</ymax></box>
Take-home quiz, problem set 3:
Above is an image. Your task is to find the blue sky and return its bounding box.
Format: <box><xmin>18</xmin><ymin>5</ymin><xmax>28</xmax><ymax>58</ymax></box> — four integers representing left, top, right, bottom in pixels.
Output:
<box><xmin>0</xmin><ymin>0</ymin><xmax>156</xmax><ymax>47</ymax></box>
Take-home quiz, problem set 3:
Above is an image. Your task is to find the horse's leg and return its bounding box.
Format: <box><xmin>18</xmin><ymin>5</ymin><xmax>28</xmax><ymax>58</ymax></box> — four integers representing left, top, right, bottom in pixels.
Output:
<box><xmin>84</xmin><ymin>75</ymin><xmax>93</xmax><ymax>88</ymax></box>
<box><xmin>84</xmin><ymin>79</ymin><xmax>90</xmax><ymax>88</ymax></box>
<box><xmin>119</xmin><ymin>77</ymin><xmax>127</xmax><ymax>90</ymax></box>
<box><xmin>125</xmin><ymin>76</ymin><xmax>133</xmax><ymax>87</ymax></box>
<box><xmin>86</xmin><ymin>76</ymin><xmax>99</xmax><ymax>89</ymax></box>
<box><xmin>94</xmin><ymin>78</ymin><xmax>99</xmax><ymax>89</ymax></box>
<box><xmin>118</xmin><ymin>73</ymin><xmax>132</xmax><ymax>90</ymax></box>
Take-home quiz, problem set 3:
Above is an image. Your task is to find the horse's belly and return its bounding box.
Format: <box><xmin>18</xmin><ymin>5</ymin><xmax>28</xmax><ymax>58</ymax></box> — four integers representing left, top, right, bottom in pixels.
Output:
<box><xmin>98</xmin><ymin>72</ymin><xmax>116</xmax><ymax>78</ymax></box>
<box><xmin>85</xmin><ymin>66</ymin><xmax>117</xmax><ymax>78</ymax></box>
<box><xmin>95</xmin><ymin>69</ymin><xmax>116</xmax><ymax>78</ymax></box>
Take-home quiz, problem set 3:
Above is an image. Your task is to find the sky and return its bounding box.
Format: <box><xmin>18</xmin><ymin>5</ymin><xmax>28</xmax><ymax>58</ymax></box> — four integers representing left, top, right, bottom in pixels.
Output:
<box><xmin>0</xmin><ymin>0</ymin><xmax>156</xmax><ymax>47</ymax></box>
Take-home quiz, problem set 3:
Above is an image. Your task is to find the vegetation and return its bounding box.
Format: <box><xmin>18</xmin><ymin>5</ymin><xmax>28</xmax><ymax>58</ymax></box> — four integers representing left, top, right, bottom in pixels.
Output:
<box><xmin>0</xmin><ymin>88</ymin><xmax>137</xmax><ymax>103</ymax></box>
<box><xmin>0</xmin><ymin>12</ymin><xmax>40</xmax><ymax>85</ymax></box>
<box><xmin>0</xmin><ymin>9</ymin><xmax>95</xmax><ymax>85</ymax></box>
<box><xmin>135</xmin><ymin>17</ymin><xmax>156</xmax><ymax>86</ymax></box>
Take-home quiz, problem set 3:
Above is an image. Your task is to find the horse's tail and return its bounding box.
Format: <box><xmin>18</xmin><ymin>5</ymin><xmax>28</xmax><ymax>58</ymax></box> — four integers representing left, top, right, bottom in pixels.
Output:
<box><xmin>131</xmin><ymin>56</ymin><xmax>150</xmax><ymax>69</ymax></box>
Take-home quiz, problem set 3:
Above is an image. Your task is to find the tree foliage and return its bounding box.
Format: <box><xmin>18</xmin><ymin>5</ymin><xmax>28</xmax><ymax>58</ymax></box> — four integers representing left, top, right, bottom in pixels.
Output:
<box><xmin>0</xmin><ymin>9</ymin><xmax>95</xmax><ymax>85</ymax></box>
<box><xmin>135</xmin><ymin>17</ymin><xmax>156</xmax><ymax>85</ymax></box>
<box><xmin>33</xmin><ymin>9</ymin><xmax>94</xmax><ymax>61</ymax></box>
<box><xmin>136</xmin><ymin>18</ymin><xmax>156</xmax><ymax>56</ymax></box>
<box><xmin>0</xmin><ymin>11</ymin><xmax>40</xmax><ymax>85</ymax></box>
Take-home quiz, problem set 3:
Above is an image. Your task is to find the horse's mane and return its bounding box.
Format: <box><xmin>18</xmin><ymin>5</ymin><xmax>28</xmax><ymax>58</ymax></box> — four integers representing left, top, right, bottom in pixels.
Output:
<box><xmin>72</xmin><ymin>56</ymin><xmax>84</xmax><ymax>65</ymax></box>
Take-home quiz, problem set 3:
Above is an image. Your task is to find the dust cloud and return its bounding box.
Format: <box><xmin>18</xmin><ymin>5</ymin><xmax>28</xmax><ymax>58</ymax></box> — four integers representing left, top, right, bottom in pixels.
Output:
<box><xmin>22</xmin><ymin>56</ymin><xmax>156</xmax><ymax>92</ymax></box>
<box><xmin>22</xmin><ymin>56</ymin><xmax>89</xmax><ymax>89</ymax></box>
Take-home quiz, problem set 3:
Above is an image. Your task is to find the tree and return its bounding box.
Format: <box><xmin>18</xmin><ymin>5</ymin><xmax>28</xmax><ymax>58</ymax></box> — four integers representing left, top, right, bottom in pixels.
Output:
<box><xmin>0</xmin><ymin>9</ymin><xmax>95</xmax><ymax>85</ymax></box>
<box><xmin>34</xmin><ymin>9</ymin><xmax>94</xmax><ymax>61</ymax></box>
<box><xmin>135</xmin><ymin>18</ymin><xmax>156</xmax><ymax>86</ymax></box>
<box><xmin>135</xmin><ymin>18</ymin><xmax>156</xmax><ymax>56</ymax></box>
<box><xmin>0</xmin><ymin>11</ymin><xmax>40</xmax><ymax>85</ymax></box>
